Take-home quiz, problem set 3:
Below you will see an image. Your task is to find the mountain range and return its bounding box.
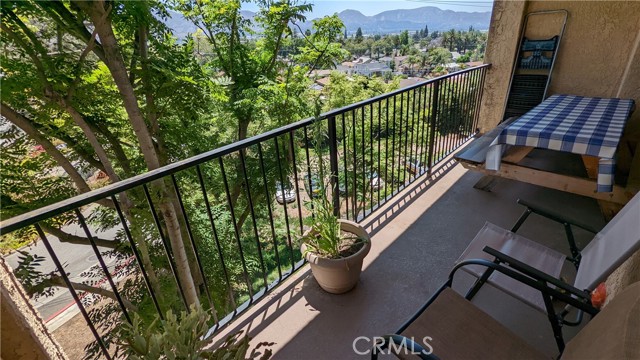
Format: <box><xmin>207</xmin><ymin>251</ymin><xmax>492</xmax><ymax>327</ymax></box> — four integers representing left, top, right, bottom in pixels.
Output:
<box><xmin>165</xmin><ymin>6</ymin><xmax>491</xmax><ymax>40</ymax></box>
<box><xmin>336</xmin><ymin>7</ymin><xmax>490</xmax><ymax>34</ymax></box>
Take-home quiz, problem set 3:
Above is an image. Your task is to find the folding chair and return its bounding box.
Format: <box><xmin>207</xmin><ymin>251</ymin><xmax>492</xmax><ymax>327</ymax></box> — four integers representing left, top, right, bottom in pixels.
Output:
<box><xmin>372</xmin><ymin>280</ymin><xmax>640</xmax><ymax>359</ymax></box>
<box><xmin>371</xmin><ymin>192</ymin><xmax>640</xmax><ymax>358</ymax></box>
<box><xmin>454</xmin><ymin>192</ymin><xmax>640</xmax><ymax>351</ymax></box>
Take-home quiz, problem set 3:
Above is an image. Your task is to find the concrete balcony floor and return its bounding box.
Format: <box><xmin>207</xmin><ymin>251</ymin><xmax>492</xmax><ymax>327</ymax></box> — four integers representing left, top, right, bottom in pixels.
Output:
<box><xmin>213</xmin><ymin>151</ymin><xmax>605</xmax><ymax>360</ymax></box>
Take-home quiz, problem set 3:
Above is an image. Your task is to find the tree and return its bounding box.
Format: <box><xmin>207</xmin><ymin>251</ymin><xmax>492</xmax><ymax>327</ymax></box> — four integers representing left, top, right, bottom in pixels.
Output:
<box><xmin>423</xmin><ymin>24</ymin><xmax>429</xmax><ymax>39</ymax></box>
<box><xmin>412</xmin><ymin>30</ymin><xmax>420</xmax><ymax>42</ymax></box>
<box><xmin>428</xmin><ymin>47</ymin><xmax>452</xmax><ymax>66</ymax></box>
<box><xmin>295</xmin><ymin>15</ymin><xmax>349</xmax><ymax>71</ymax></box>
<box><xmin>355</xmin><ymin>27</ymin><xmax>363</xmax><ymax>43</ymax></box>
<box><xmin>443</xmin><ymin>29</ymin><xmax>458</xmax><ymax>51</ymax></box>
<box><xmin>1</xmin><ymin>0</ymin><xmax>205</xmax><ymax>310</ymax></box>
<box><xmin>399</xmin><ymin>30</ymin><xmax>409</xmax><ymax>46</ymax></box>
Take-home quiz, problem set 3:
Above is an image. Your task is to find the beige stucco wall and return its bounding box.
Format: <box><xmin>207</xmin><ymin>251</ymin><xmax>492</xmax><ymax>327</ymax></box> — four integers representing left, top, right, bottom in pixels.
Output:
<box><xmin>478</xmin><ymin>0</ymin><xmax>640</xmax><ymax>134</ymax></box>
<box><xmin>1</xmin><ymin>258</ymin><xmax>68</xmax><ymax>360</ymax></box>
<box><xmin>476</xmin><ymin>0</ymin><xmax>527</xmax><ymax>133</ymax></box>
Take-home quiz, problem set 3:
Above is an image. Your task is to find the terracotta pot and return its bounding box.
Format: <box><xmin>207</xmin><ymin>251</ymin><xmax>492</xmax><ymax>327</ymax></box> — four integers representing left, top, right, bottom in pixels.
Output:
<box><xmin>301</xmin><ymin>219</ymin><xmax>371</xmax><ymax>294</ymax></box>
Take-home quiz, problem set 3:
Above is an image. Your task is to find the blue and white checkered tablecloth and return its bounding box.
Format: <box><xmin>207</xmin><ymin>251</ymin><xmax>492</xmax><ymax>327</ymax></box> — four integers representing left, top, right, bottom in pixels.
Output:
<box><xmin>486</xmin><ymin>94</ymin><xmax>635</xmax><ymax>192</ymax></box>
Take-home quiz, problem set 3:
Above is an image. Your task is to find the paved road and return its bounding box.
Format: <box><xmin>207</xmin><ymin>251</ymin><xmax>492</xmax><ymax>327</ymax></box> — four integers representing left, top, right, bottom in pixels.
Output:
<box><xmin>4</xmin><ymin>223</ymin><xmax>121</xmax><ymax>325</ymax></box>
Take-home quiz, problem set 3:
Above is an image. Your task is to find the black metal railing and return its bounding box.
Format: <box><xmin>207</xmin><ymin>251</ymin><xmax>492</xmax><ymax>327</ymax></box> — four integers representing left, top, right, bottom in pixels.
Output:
<box><xmin>0</xmin><ymin>65</ymin><xmax>488</xmax><ymax>359</ymax></box>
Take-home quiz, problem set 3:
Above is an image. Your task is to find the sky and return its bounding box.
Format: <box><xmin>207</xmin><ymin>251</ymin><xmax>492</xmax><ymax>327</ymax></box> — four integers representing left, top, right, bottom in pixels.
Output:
<box><xmin>243</xmin><ymin>0</ymin><xmax>494</xmax><ymax>17</ymax></box>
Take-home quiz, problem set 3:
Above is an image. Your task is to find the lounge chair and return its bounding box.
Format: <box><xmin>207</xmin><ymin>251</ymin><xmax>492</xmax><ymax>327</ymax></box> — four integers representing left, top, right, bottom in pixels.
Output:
<box><xmin>372</xmin><ymin>280</ymin><xmax>640</xmax><ymax>359</ymax></box>
<box><xmin>372</xmin><ymin>192</ymin><xmax>640</xmax><ymax>358</ymax></box>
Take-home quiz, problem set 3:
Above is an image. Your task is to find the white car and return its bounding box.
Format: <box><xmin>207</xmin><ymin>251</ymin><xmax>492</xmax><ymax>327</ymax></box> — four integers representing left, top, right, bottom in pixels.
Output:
<box><xmin>368</xmin><ymin>171</ymin><xmax>385</xmax><ymax>190</ymax></box>
<box><xmin>275</xmin><ymin>181</ymin><xmax>296</xmax><ymax>204</ymax></box>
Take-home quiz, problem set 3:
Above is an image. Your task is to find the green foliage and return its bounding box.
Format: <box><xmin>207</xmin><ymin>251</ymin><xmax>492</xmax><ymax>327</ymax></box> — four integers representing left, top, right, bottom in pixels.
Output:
<box><xmin>428</xmin><ymin>47</ymin><xmax>452</xmax><ymax>66</ymax></box>
<box><xmin>399</xmin><ymin>30</ymin><xmax>409</xmax><ymax>46</ymax></box>
<box><xmin>295</xmin><ymin>15</ymin><xmax>349</xmax><ymax>71</ymax></box>
<box><xmin>300</xmin><ymin>195</ymin><xmax>345</xmax><ymax>259</ymax></box>
<box><xmin>355</xmin><ymin>27</ymin><xmax>363</xmax><ymax>43</ymax></box>
<box><xmin>120</xmin><ymin>305</ymin><xmax>272</xmax><ymax>360</ymax></box>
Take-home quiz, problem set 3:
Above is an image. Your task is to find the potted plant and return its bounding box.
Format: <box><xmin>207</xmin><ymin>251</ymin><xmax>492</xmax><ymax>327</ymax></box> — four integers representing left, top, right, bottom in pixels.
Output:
<box><xmin>299</xmin><ymin>105</ymin><xmax>371</xmax><ymax>294</ymax></box>
<box><xmin>300</xmin><ymin>194</ymin><xmax>371</xmax><ymax>294</ymax></box>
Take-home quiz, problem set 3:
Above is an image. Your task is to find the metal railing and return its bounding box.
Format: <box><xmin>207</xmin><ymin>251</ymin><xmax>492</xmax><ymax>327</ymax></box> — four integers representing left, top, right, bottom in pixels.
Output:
<box><xmin>0</xmin><ymin>65</ymin><xmax>488</xmax><ymax>359</ymax></box>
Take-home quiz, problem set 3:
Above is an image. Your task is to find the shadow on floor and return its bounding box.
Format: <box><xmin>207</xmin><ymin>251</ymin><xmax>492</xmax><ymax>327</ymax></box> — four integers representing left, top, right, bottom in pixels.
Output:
<box><xmin>216</xmin><ymin>157</ymin><xmax>605</xmax><ymax>360</ymax></box>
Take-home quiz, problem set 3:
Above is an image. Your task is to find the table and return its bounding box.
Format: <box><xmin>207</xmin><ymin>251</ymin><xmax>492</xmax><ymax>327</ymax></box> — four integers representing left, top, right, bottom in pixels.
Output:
<box><xmin>486</xmin><ymin>94</ymin><xmax>635</xmax><ymax>193</ymax></box>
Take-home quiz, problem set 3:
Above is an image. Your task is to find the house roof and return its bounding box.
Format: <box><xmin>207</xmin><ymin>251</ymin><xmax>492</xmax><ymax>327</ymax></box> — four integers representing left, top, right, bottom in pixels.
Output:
<box><xmin>465</xmin><ymin>61</ymin><xmax>484</xmax><ymax>67</ymax></box>
<box><xmin>398</xmin><ymin>77</ymin><xmax>426</xmax><ymax>89</ymax></box>
<box><xmin>315</xmin><ymin>77</ymin><xmax>331</xmax><ymax>86</ymax></box>
<box><xmin>309</xmin><ymin>69</ymin><xmax>332</xmax><ymax>78</ymax></box>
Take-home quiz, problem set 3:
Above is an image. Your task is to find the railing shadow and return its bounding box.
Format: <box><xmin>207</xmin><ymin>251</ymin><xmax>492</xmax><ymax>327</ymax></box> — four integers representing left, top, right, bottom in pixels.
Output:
<box><xmin>209</xmin><ymin>156</ymin><xmax>463</xmax><ymax>354</ymax></box>
<box><xmin>363</xmin><ymin>158</ymin><xmax>460</xmax><ymax>238</ymax></box>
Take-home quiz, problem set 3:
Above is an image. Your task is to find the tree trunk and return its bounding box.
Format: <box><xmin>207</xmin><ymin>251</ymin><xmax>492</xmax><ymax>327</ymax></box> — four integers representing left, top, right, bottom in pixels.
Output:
<box><xmin>76</xmin><ymin>0</ymin><xmax>199</xmax><ymax>307</ymax></box>
<box><xmin>138</xmin><ymin>24</ymin><xmax>204</xmax><ymax>291</ymax></box>
<box><xmin>1</xmin><ymin>103</ymin><xmax>92</xmax><ymax>194</ymax></box>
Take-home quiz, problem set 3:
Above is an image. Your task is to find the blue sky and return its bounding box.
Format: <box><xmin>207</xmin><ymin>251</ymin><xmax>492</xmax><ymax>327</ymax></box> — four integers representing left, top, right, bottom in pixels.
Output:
<box><xmin>243</xmin><ymin>0</ymin><xmax>494</xmax><ymax>17</ymax></box>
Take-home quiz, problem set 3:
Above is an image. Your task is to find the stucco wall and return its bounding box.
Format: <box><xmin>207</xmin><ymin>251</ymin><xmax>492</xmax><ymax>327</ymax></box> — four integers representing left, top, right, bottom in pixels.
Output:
<box><xmin>1</xmin><ymin>258</ymin><xmax>68</xmax><ymax>360</ymax></box>
<box><xmin>476</xmin><ymin>0</ymin><xmax>527</xmax><ymax>132</ymax></box>
<box><xmin>478</xmin><ymin>0</ymin><xmax>640</xmax><ymax>133</ymax></box>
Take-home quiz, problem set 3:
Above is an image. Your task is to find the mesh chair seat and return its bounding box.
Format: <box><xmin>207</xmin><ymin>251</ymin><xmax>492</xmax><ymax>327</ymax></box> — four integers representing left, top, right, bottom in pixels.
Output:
<box><xmin>401</xmin><ymin>287</ymin><xmax>549</xmax><ymax>360</ymax></box>
<box><xmin>456</xmin><ymin>222</ymin><xmax>566</xmax><ymax>312</ymax></box>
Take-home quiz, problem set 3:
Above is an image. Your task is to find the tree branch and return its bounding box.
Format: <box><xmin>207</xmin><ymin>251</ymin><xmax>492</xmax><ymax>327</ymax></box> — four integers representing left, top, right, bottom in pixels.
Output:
<box><xmin>37</xmin><ymin>0</ymin><xmax>107</xmax><ymax>62</ymax></box>
<box><xmin>48</xmin><ymin>275</ymin><xmax>137</xmax><ymax>311</ymax></box>
<box><xmin>40</xmin><ymin>223</ymin><xmax>120</xmax><ymax>249</ymax></box>
<box><xmin>1</xmin><ymin>103</ymin><xmax>93</xmax><ymax>193</ymax></box>
<box><xmin>66</xmin><ymin>27</ymin><xmax>99</xmax><ymax>102</ymax></box>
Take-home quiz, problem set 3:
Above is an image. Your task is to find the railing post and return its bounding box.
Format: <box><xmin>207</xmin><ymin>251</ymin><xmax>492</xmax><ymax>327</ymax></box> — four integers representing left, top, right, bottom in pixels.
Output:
<box><xmin>427</xmin><ymin>80</ymin><xmax>440</xmax><ymax>174</ymax></box>
<box><xmin>327</xmin><ymin>115</ymin><xmax>340</xmax><ymax>216</ymax></box>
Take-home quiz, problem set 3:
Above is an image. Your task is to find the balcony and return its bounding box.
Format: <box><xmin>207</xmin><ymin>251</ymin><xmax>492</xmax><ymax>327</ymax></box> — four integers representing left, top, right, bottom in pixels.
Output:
<box><xmin>207</xmin><ymin>154</ymin><xmax>606</xmax><ymax>359</ymax></box>
<box><xmin>0</xmin><ymin>62</ymin><xmax>619</xmax><ymax>359</ymax></box>
<box><xmin>3</xmin><ymin>1</ymin><xmax>640</xmax><ymax>357</ymax></box>
<box><xmin>3</xmin><ymin>67</ymin><xmax>502</xmax><ymax>359</ymax></box>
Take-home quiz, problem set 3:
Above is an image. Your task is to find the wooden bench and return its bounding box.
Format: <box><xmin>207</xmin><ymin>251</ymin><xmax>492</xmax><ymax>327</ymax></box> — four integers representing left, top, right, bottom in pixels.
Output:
<box><xmin>454</xmin><ymin>117</ymin><xmax>521</xmax><ymax>191</ymax></box>
<box><xmin>453</xmin><ymin>118</ymin><xmax>635</xmax><ymax>219</ymax></box>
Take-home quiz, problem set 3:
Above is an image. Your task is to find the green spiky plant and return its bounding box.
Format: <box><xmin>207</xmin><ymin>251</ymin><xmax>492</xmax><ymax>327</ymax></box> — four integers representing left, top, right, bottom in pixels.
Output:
<box><xmin>119</xmin><ymin>305</ymin><xmax>272</xmax><ymax>360</ymax></box>
<box><xmin>299</xmin><ymin>103</ymin><xmax>367</xmax><ymax>259</ymax></box>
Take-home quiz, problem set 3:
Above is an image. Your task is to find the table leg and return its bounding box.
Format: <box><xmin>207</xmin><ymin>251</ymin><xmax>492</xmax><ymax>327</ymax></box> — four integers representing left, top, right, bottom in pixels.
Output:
<box><xmin>582</xmin><ymin>155</ymin><xmax>623</xmax><ymax>221</ymax></box>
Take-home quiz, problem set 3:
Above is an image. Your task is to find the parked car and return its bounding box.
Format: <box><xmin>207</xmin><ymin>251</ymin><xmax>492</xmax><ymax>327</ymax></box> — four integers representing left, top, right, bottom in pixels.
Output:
<box><xmin>338</xmin><ymin>171</ymin><xmax>384</xmax><ymax>196</ymax></box>
<box><xmin>303</xmin><ymin>174</ymin><xmax>322</xmax><ymax>198</ymax></box>
<box><xmin>368</xmin><ymin>171</ymin><xmax>384</xmax><ymax>190</ymax></box>
<box><xmin>405</xmin><ymin>157</ymin><xmax>427</xmax><ymax>175</ymax></box>
<box><xmin>275</xmin><ymin>181</ymin><xmax>296</xmax><ymax>204</ymax></box>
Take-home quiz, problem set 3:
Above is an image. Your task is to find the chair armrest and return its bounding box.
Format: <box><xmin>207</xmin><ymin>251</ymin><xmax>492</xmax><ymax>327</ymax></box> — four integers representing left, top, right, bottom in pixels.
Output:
<box><xmin>482</xmin><ymin>246</ymin><xmax>590</xmax><ymax>299</ymax></box>
<box><xmin>517</xmin><ymin>198</ymin><xmax>600</xmax><ymax>233</ymax></box>
<box><xmin>371</xmin><ymin>334</ymin><xmax>439</xmax><ymax>360</ymax></box>
<box><xmin>451</xmin><ymin>256</ymin><xmax>598</xmax><ymax>315</ymax></box>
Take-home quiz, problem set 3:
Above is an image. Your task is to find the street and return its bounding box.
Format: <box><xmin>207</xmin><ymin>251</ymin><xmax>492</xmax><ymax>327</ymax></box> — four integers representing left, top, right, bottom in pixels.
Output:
<box><xmin>4</xmin><ymin>222</ymin><xmax>121</xmax><ymax>330</ymax></box>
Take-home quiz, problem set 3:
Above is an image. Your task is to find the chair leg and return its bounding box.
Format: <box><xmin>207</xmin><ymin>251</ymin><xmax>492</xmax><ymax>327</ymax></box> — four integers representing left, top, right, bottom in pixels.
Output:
<box><xmin>511</xmin><ymin>208</ymin><xmax>532</xmax><ymax>233</ymax></box>
<box><xmin>465</xmin><ymin>264</ymin><xmax>497</xmax><ymax>300</ymax></box>
<box><xmin>542</xmin><ymin>289</ymin><xmax>566</xmax><ymax>353</ymax></box>
<box><xmin>563</xmin><ymin>223</ymin><xmax>581</xmax><ymax>268</ymax></box>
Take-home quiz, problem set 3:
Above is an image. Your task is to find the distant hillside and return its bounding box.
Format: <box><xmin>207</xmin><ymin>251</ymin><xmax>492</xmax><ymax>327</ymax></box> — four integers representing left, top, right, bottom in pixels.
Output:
<box><xmin>164</xmin><ymin>6</ymin><xmax>490</xmax><ymax>40</ymax></box>
<box><xmin>338</xmin><ymin>7</ymin><xmax>491</xmax><ymax>34</ymax></box>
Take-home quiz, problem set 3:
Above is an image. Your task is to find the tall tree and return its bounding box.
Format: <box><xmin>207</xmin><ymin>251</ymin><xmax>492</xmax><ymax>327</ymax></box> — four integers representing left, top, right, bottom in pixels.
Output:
<box><xmin>355</xmin><ymin>27</ymin><xmax>363</xmax><ymax>43</ymax></box>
